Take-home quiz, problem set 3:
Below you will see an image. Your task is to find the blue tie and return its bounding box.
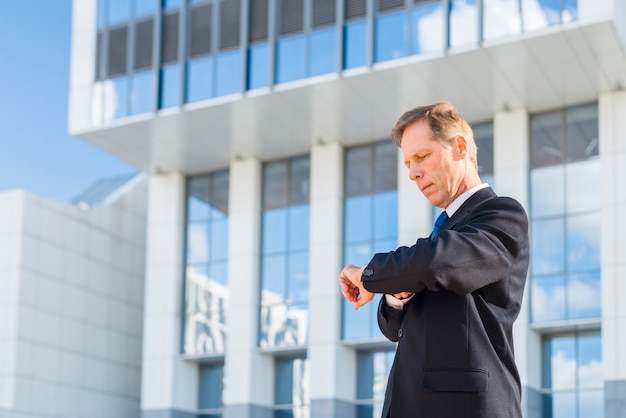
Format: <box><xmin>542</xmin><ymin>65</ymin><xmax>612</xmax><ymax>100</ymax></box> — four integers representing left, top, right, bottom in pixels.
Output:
<box><xmin>432</xmin><ymin>211</ymin><xmax>448</xmax><ymax>238</ymax></box>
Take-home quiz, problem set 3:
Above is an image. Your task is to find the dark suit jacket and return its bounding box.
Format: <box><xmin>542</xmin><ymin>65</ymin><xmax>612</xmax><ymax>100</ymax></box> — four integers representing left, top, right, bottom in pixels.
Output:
<box><xmin>362</xmin><ymin>187</ymin><xmax>529</xmax><ymax>418</ymax></box>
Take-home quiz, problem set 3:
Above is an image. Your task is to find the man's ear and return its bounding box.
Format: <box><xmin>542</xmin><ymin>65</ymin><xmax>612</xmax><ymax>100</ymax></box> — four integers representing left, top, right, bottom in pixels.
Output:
<box><xmin>454</xmin><ymin>135</ymin><xmax>468</xmax><ymax>158</ymax></box>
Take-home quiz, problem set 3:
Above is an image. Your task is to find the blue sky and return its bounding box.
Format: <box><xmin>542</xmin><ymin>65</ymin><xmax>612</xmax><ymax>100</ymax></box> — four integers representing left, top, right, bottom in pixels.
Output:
<box><xmin>0</xmin><ymin>1</ymin><xmax>136</xmax><ymax>202</ymax></box>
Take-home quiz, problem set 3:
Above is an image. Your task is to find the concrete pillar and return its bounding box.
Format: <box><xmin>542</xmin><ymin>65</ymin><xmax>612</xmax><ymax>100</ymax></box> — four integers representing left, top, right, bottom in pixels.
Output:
<box><xmin>599</xmin><ymin>90</ymin><xmax>626</xmax><ymax>417</ymax></box>
<box><xmin>141</xmin><ymin>172</ymin><xmax>197</xmax><ymax>417</ymax></box>
<box><xmin>308</xmin><ymin>142</ymin><xmax>356</xmax><ymax>417</ymax></box>
<box><xmin>223</xmin><ymin>158</ymin><xmax>273</xmax><ymax>418</ymax></box>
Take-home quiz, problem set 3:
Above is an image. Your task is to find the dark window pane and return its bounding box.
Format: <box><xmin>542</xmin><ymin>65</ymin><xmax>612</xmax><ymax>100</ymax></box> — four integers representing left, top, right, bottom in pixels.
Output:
<box><xmin>474</xmin><ymin>122</ymin><xmax>494</xmax><ymax>179</ymax></box>
<box><xmin>219</xmin><ymin>0</ymin><xmax>241</xmax><ymax>50</ymax></box>
<box><xmin>312</xmin><ymin>0</ymin><xmax>336</xmax><ymax>28</ymax></box>
<box><xmin>264</xmin><ymin>162</ymin><xmax>288</xmax><ymax>209</ymax></box>
<box><xmin>249</xmin><ymin>0</ymin><xmax>269</xmax><ymax>42</ymax></box>
<box><xmin>211</xmin><ymin>170</ymin><xmax>230</xmax><ymax>217</ymax></box>
<box><xmin>374</xmin><ymin>141</ymin><xmax>397</xmax><ymax>192</ymax></box>
<box><xmin>96</xmin><ymin>31</ymin><xmax>104</xmax><ymax>80</ymax></box>
<box><xmin>531</xmin><ymin>111</ymin><xmax>562</xmax><ymax>167</ymax></box>
<box><xmin>107</xmin><ymin>26</ymin><xmax>128</xmax><ymax>76</ymax></box>
<box><xmin>565</xmin><ymin>103</ymin><xmax>599</xmax><ymax>162</ymax></box>
<box><xmin>379</xmin><ymin>0</ymin><xmax>404</xmax><ymax>12</ymax></box>
<box><xmin>289</xmin><ymin>157</ymin><xmax>310</xmax><ymax>205</ymax></box>
<box><xmin>275</xmin><ymin>359</ymin><xmax>295</xmax><ymax>404</ymax></box>
<box><xmin>134</xmin><ymin>18</ymin><xmax>154</xmax><ymax>70</ymax></box>
<box><xmin>161</xmin><ymin>11</ymin><xmax>179</xmax><ymax>64</ymax></box>
<box><xmin>345</xmin><ymin>146</ymin><xmax>372</xmax><ymax>196</ymax></box>
<box><xmin>345</xmin><ymin>0</ymin><xmax>366</xmax><ymax>19</ymax></box>
<box><xmin>190</xmin><ymin>4</ymin><xmax>212</xmax><ymax>57</ymax></box>
<box><xmin>199</xmin><ymin>364</ymin><xmax>224</xmax><ymax>409</ymax></box>
<box><xmin>280</xmin><ymin>0</ymin><xmax>304</xmax><ymax>35</ymax></box>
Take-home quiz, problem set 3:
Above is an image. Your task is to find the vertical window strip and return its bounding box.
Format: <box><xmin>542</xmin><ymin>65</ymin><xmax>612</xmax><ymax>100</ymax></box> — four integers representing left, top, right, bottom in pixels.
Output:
<box><xmin>161</xmin><ymin>11</ymin><xmax>180</xmax><ymax>64</ymax></box>
<box><xmin>249</xmin><ymin>0</ymin><xmax>269</xmax><ymax>42</ymax></box>
<box><xmin>312</xmin><ymin>0</ymin><xmax>336</xmax><ymax>28</ymax></box>
<box><xmin>280</xmin><ymin>0</ymin><xmax>305</xmax><ymax>35</ymax></box>
<box><xmin>107</xmin><ymin>25</ymin><xmax>128</xmax><ymax>76</ymax></box>
<box><xmin>134</xmin><ymin>18</ymin><xmax>154</xmax><ymax>70</ymax></box>
<box><xmin>219</xmin><ymin>0</ymin><xmax>242</xmax><ymax>50</ymax></box>
<box><xmin>190</xmin><ymin>4</ymin><xmax>212</xmax><ymax>57</ymax></box>
<box><xmin>344</xmin><ymin>0</ymin><xmax>366</xmax><ymax>19</ymax></box>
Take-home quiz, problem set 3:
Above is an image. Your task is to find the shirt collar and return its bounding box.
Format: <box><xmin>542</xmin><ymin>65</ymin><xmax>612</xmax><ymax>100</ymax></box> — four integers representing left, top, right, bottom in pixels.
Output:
<box><xmin>445</xmin><ymin>183</ymin><xmax>489</xmax><ymax>217</ymax></box>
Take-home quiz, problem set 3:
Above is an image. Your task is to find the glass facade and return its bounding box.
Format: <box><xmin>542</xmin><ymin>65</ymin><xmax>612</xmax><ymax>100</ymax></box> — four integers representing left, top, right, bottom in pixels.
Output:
<box><xmin>356</xmin><ymin>350</ymin><xmax>395</xmax><ymax>418</ymax></box>
<box><xmin>541</xmin><ymin>333</ymin><xmax>603</xmax><ymax>418</ymax></box>
<box><xmin>93</xmin><ymin>0</ymin><xmax>580</xmax><ymax>124</ymax></box>
<box><xmin>259</xmin><ymin>157</ymin><xmax>311</xmax><ymax>349</ymax></box>
<box><xmin>275</xmin><ymin>357</ymin><xmax>310</xmax><ymax>417</ymax></box>
<box><xmin>183</xmin><ymin>171</ymin><xmax>230</xmax><ymax>356</ymax></box>
<box><xmin>198</xmin><ymin>363</ymin><xmax>224</xmax><ymax>417</ymax></box>
<box><xmin>529</xmin><ymin>104</ymin><xmax>600</xmax><ymax>323</ymax></box>
<box><xmin>342</xmin><ymin>141</ymin><xmax>398</xmax><ymax>340</ymax></box>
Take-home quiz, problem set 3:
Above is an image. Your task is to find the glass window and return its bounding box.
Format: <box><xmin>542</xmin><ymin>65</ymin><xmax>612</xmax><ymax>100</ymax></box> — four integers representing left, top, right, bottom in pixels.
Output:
<box><xmin>522</xmin><ymin>0</ymin><xmax>578</xmax><ymax>32</ymax></box>
<box><xmin>542</xmin><ymin>333</ymin><xmax>603</xmax><ymax>418</ymax></box>
<box><xmin>309</xmin><ymin>27</ymin><xmax>337</xmax><ymax>76</ymax></box>
<box><xmin>410</xmin><ymin>1</ymin><xmax>445</xmax><ymax>55</ymax></box>
<box><xmin>449</xmin><ymin>0</ymin><xmax>478</xmax><ymax>47</ymax></box>
<box><xmin>104</xmin><ymin>76</ymin><xmax>130</xmax><ymax>121</ymax></box>
<box><xmin>260</xmin><ymin>157</ymin><xmax>311</xmax><ymax>349</ymax></box>
<box><xmin>198</xmin><ymin>363</ymin><xmax>224</xmax><ymax>414</ymax></box>
<box><xmin>163</xmin><ymin>0</ymin><xmax>181</xmax><ymax>9</ymax></box>
<box><xmin>186</xmin><ymin>56</ymin><xmax>214</xmax><ymax>103</ymax></box>
<box><xmin>275</xmin><ymin>357</ymin><xmax>310</xmax><ymax>417</ymax></box>
<box><xmin>135</xmin><ymin>0</ymin><xmax>157</xmax><ymax>17</ymax></box>
<box><xmin>183</xmin><ymin>171</ymin><xmax>230</xmax><ymax>356</ymax></box>
<box><xmin>216</xmin><ymin>49</ymin><xmax>242</xmax><ymax>96</ymax></box>
<box><xmin>483</xmin><ymin>0</ymin><xmax>522</xmax><ymax>40</ymax></box>
<box><xmin>108</xmin><ymin>0</ymin><xmax>132</xmax><ymax>25</ymax></box>
<box><xmin>375</xmin><ymin>10</ymin><xmax>407</xmax><ymax>62</ymax></box>
<box><xmin>473</xmin><ymin>122</ymin><xmax>494</xmax><ymax>187</ymax></box>
<box><xmin>529</xmin><ymin>104</ymin><xmax>600</xmax><ymax>323</ymax></box>
<box><xmin>130</xmin><ymin>70</ymin><xmax>155</xmax><ymax>115</ymax></box>
<box><xmin>159</xmin><ymin>64</ymin><xmax>181</xmax><ymax>108</ymax></box>
<box><xmin>276</xmin><ymin>35</ymin><xmax>307</xmax><ymax>83</ymax></box>
<box><xmin>357</xmin><ymin>350</ymin><xmax>395</xmax><ymax>417</ymax></box>
<box><xmin>343</xmin><ymin>142</ymin><xmax>398</xmax><ymax>340</ymax></box>
<box><xmin>344</xmin><ymin>20</ymin><xmax>367</xmax><ymax>69</ymax></box>
<box><xmin>248</xmin><ymin>43</ymin><xmax>270</xmax><ymax>89</ymax></box>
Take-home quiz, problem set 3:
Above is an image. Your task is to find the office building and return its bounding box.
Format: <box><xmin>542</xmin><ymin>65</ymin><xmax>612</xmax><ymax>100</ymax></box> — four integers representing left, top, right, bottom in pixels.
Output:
<box><xmin>67</xmin><ymin>0</ymin><xmax>626</xmax><ymax>417</ymax></box>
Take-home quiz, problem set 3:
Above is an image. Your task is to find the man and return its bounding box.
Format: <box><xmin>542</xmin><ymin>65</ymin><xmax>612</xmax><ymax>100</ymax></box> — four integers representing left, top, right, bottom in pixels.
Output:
<box><xmin>339</xmin><ymin>102</ymin><xmax>529</xmax><ymax>417</ymax></box>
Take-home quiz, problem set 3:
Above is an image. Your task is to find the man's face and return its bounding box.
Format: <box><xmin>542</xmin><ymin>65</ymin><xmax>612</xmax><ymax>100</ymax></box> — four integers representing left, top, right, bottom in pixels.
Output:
<box><xmin>400</xmin><ymin>119</ymin><xmax>466</xmax><ymax>209</ymax></box>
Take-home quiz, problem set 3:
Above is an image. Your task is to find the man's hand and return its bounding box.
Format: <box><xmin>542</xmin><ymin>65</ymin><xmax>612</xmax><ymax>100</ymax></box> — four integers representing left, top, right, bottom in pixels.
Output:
<box><xmin>339</xmin><ymin>264</ymin><xmax>375</xmax><ymax>310</ymax></box>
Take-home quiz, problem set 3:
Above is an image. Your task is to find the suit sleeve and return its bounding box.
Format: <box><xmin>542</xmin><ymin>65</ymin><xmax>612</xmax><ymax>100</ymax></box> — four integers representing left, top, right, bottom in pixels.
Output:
<box><xmin>361</xmin><ymin>196</ymin><xmax>528</xmax><ymax>296</ymax></box>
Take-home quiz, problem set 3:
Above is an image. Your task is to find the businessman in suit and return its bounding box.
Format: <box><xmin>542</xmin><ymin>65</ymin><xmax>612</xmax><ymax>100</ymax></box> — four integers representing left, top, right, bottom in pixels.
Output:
<box><xmin>339</xmin><ymin>101</ymin><xmax>529</xmax><ymax>417</ymax></box>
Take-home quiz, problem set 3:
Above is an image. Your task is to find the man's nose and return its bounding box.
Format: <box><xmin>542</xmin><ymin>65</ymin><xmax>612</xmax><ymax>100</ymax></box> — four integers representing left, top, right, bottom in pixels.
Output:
<box><xmin>409</xmin><ymin>164</ymin><xmax>421</xmax><ymax>181</ymax></box>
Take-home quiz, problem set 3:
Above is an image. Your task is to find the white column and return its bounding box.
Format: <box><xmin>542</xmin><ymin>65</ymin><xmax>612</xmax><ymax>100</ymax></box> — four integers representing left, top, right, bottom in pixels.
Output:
<box><xmin>308</xmin><ymin>142</ymin><xmax>356</xmax><ymax>414</ymax></box>
<box><xmin>223</xmin><ymin>158</ymin><xmax>273</xmax><ymax>414</ymax></box>
<box><xmin>141</xmin><ymin>172</ymin><xmax>197</xmax><ymax>414</ymax></box>
<box><xmin>599</xmin><ymin>91</ymin><xmax>626</xmax><ymax>400</ymax></box>
<box><xmin>493</xmin><ymin>108</ymin><xmax>540</xmax><ymax>406</ymax></box>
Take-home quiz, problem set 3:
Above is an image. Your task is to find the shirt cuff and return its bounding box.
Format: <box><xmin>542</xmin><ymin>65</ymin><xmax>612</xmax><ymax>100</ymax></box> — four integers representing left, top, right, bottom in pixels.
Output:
<box><xmin>385</xmin><ymin>294</ymin><xmax>414</xmax><ymax>310</ymax></box>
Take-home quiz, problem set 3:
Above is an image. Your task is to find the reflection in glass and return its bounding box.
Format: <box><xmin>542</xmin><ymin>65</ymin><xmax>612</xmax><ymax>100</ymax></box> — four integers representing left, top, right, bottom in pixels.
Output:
<box><xmin>105</xmin><ymin>76</ymin><xmax>129</xmax><ymax>121</ymax></box>
<box><xmin>483</xmin><ymin>0</ymin><xmax>522</xmax><ymax>40</ymax></box>
<box><xmin>344</xmin><ymin>20</ymin><xmax>367</xmax><ymax>69</ymax></box>
<box><xmin>566</xmin><ymin>213</ymin><xmax>600</xmax><ymax>272</ymax></box>
<box><xmin>260</xmin><ymin>157</ymin><xmax>310</xmax><ymax>348</ymax></box>
<box><xmin>276</xmin><ymin>35</ymin><xmax>306</xmax><ymax>83</ymax></box>
<box><xmin>159</xmin><ymin>64</ymin><xmax>181</xmax><ymax>109</ymax></box>
<box><xmin>410</xmin><ymin>1</ymin><xmax>444</xmax><ymax>55</ymax></box>
<box><xmin>567</xmin><ymin>272</ymin><xmax>601</xmax><ymax>319</ymax></box>
<box><xmin>531</xmin><ymin>218</ymin><xmax>564</xmax><ymax>275</ymax></box>
<box><xmin>248</xmin><ymin>43</ymin><xmax>270</xmax><ymax>89</ymax></box>
<box><xmin>474</xmin><ymin>122</ymin><xmax>494</xmax><ymax>183</ymax></box>
<box><xmin>135</xmin><ymin>0</ymin><xmax>157</xmax><ymax>17</ymax></box>
<box><xmin>531</xmin><ymin>165</ymin><xmax>564</xmax><ymax>218</ymax></box>
<box><xmin>163</xmin><ymin>0</ymin><xmax>181</xmax><ymax>9</ymax></box>
<box><xmin>522</xmin><ymin>0</ymin><xmax>561</xmax><ymax>31</ymax></box>
<box><xmin>108</xmin><ymin>0</ymin><xmax>132</xmax><ymax>25</ymax></box>
<box><xmin>531</xmin><ymin>111</ymin><xmax>562</xmax><ymax>167</ymax></box>
<box><xmin>183</xmin><ymin>171</ymin><xmax>230</xmax><ymax>355</ymax></box>
<box><xmin>216</xmin><ymin>49</ymin><xmax>242</xmax><ymax>96</ymax></box>
<box><xmin>199</xmin><ymin>364</ymin><xmax>224</xmax><ymax>411</ymax></box>
<box><xmin>375</xmin><ymin>11</ymin><xmax>406</xmax><ymax>62</ymax></box>
<box><xmin>309</xmin><ymin>28</ymin><xmax>337</xmax><ymax>76</ymax></box>
<box><xmin>130</xmin><ymin>70</ymin><xmax>154</xmax><ymax>115</ymax></box>
<box><xmin>345</xmin><ymin>196</ymin><xmax>373</xmax><ymax>244</ymax></box>
<box><xmin>186</xmin><ymin>56</ymin><xmax>214</xmax><ymax>103</ymax></box>
<box><xmin>565</xmin><ymin>104</ymin><xmax>598</xmax><ymax>162</ymax></box>
<box><xmin>542</xmin><ymin>333</ymin><xmax>603</xmax><ymax>417</ymax></box>
<box><xmin>450</xmin><ymin>0</ymin><xmax>478</xmax><ymax>47</ymax></box>
<box><xmin>275</xmin><ymin>358</ymin><xmax>310</xmax><ymax>416</ymax></box>
<box><xmin>357</xmin><ymin>350</ymin><xmax>395</xmax><ymax>417</ymax></box>
<box><xmin>531</xmin><ymin>275</ymin><xmax>566</xmax><ymax>322</ymax></box>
